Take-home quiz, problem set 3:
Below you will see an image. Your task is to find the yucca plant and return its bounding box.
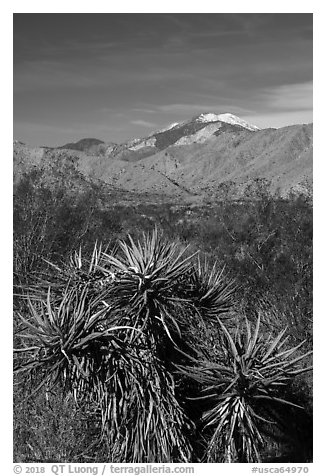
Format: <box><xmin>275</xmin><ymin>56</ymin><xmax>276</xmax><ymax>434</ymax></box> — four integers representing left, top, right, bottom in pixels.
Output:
<box><xmin>92</xmin><ymin>230</ymin><xmax>199</xmax><ymax>461</ymax></box>
<box><xmin>15</xmin><ymin>228</ymin><xmax>237</xmax><ymax>462</ymax></box>
<box><xmin>186</xmin><ymin>257</ymin><xmax>236</xmax><ymax>323</ymax></box>
<box><xmin>99</xmin><ymin>230</ymin><xmax>195</xmax><ymax>340</ymax></box>
<box><xmin>19</xmin><ymin>242</ymin><xmax>113</xmax><ymax>304</ymax></box>
<box><xmin>98</xmin><ymin>231</ymin><xmax>236</xmax><ymax>356</ymax></box>
<box><xmin>178</xmin><ymin>314</ymin><xmax>312</xmax><ymax>462</ymax></box>
<box><xmin>14</xmin><ymin>283</ymin><xmax>135</xmax><ymax>399</ymax></box>
<box><xmin>97</xmin><ymin>348</ymin><xmax>194</xmax><ymax>462</ymax></box>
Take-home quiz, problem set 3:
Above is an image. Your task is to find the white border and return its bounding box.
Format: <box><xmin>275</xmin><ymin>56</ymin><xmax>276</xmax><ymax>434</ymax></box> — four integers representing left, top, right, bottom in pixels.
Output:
<box><xmin>4</xmin><ymin>3</ymin><xmax>322</xmax><ymax>475</ymax></box>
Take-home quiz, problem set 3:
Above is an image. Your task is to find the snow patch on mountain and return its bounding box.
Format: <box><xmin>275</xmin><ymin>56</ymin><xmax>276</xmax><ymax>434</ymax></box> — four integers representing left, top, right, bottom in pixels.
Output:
<box><xmin>196</xmin><ymin>113</ymin><xmax>221</xmax><ymax>123</ymax></box>
<box><xmin>155</xmin><ymin>122</ymin><xmax>180</xmax><ymax>134</ymax></box>
<box><xmin>216</xmin><ymin>113</ymin><xmax>260</xmax><ymax>131</ymax></box>
<box><xmin>174</xmin><ymin>123</ymin><xmax>223</xmax><ymax>146</ymax></box>
<box><xmin>193</xmin><ymin>112</ymin><xmax>260</xmax><ymax>132</ymax></box>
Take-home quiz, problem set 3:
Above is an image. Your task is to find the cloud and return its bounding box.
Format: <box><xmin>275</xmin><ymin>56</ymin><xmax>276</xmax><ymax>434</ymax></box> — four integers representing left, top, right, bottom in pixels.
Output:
<box><xmin>243</xmin><ymin>110</ymin><xmax>313</xmax><ymax>129</ymax></box>
<box><xmin>14</xmin><ymin>57</ymin><xmax>193</xmax><ymax>94</ymax></box>
<box><xmin>234</xmin><ymin>82</ymin><xmax>313</xmax><ymax>128</ymax></box>
<box><xmin>156</xmin><ymin>103</ymin><xmax>256</xmax><ymax>115</ymax></box>
<box><xmin>14</xmin><ymin>59</ymin><xmax>107</xmax><ymax>92</ymax></box>
<box><xmin>131</xmin><ymin>108</ymin><xmax>157</xmax><ymax>114</ymax></box>
<box><xmin>260</xmin><ymin>81</ymin><xmax>313</xmax><ymax>112</ymax></box>
<box><xmin>131</xmin><ymin>120</ymin><xmax>158</xmax><ymax>128</ymax></box>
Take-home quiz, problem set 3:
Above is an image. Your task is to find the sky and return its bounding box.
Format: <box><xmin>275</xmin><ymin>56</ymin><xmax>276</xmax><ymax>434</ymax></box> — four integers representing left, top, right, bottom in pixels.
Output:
<box><xmin>13</xmin><ymin>13</ymin><xmax>313</xmax><ymax>147</ymax></box>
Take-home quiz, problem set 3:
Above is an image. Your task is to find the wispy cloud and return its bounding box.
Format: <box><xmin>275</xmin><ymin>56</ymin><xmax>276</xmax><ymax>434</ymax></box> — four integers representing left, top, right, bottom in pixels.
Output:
<box><xmin>156</xmin><ymin>103</ymin><xmax>256</xmax><ymax>115</ymax></box>
<box><xmin>14</xmin><ymin>58</ymin><xmax>193</xmax><ymax>93</ymax></box>
<box><xmin>131</xmin><ymin>119</ymin><xmax>158</xmax><ymax>128</ymax></box>
<box><xmin>243</xmin><ymin>110</ymin><xmax>313</xmax><ymax>129</ymax></box>
<box><xmin>261</xmin><ymin>81</ymin><xmax>313</xmax><ymax>112</ymax></box>
<box><xmin>14</xmin><ymin>59</ymin><xmax>107</xmax><ymax>92</ymax></box>
<box><xmin>232</xmin><ymin>81</ymin><xmax>313</xmax><ymax>128</ymax></box>
<box><xmin>131</xmin><ymin>108</ymin><xmax>157</xmax><ymax>114</ymax></box>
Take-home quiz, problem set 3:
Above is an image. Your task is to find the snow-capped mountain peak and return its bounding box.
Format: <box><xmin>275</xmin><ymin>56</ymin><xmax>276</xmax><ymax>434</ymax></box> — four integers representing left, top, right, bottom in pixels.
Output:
<box><xmin>196</xmin><ymin>112</ymin><xmax>221</xmax><ymax>123</ymax></box>
<box><xmin>114</xmin><ymin>111</ymin><xmax>261</xmax><ymax>158</ymax></box>
<box><xmin>216</xmin><ymin>113</ymin><xmax>260</xmax><ymax>131</ymax></box>
<box><xmin>193</xmin><ymin>112</ymin><xmax>260</xmax><ymax>131</ymax></box>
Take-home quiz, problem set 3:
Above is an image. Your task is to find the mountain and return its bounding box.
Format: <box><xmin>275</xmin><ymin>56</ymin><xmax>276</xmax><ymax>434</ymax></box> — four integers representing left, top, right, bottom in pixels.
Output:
<box><xmin>59</xmin><ymin>137</ymin><xmax>117</xmax><ymax>156</ymax></box>
<box><xmin>108</xmin><ymin>112</ymin><xmax>260</xmax><ymax>163</ymax></box>
<box><xmin>13</xmin><ymin>112</ymin><xmax>313</xmax><ymax>201</ymax></box>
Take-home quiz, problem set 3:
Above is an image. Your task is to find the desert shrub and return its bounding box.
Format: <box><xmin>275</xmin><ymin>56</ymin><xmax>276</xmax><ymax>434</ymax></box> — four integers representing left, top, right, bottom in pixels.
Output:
<box><xmin>14</xmin><ymin>385</ymin><xmax>107</xmax><ymax>463</ymax></box>
<box><xmin>164</xmin><ymin>194</ymin><xmax>312</xmax><ymax>343</ymax></box>
<box><xmin>13</xmin><ymin>172</ymin><xmax>122</xmax><ymax>286</ymax></box>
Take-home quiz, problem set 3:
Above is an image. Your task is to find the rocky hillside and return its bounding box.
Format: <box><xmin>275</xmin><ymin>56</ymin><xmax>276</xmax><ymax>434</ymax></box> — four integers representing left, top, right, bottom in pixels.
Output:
<box><xmin>13</xmin><ymin>112</ymin><xmax>313</xmax><ymax>201</ymax></box>
<box><xmin>58</xmin><ymin>138</ymin><xmax>117</xmax><ymax>156</ymax></box>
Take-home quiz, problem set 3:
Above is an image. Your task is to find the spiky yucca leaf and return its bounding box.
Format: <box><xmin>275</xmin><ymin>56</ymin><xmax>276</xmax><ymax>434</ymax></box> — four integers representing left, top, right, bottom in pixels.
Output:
<box><xmin>19</xmin><ymin>242</ymin><xmax>114</xmax><ymax>305</ymax></box>
<box><xmin>14</xmin><ymin>284</ymin><xmax>135</xmax><ymax>398</ymax></box>
<box><xmin>185</xmin><ymin>256</ymin><xmax>236</xmax><ymax>322</ymax></box>
<box><xmin>98</xmin><ymin>230</ymin><xmax>198</xmax><ymax>347</ymax></box>
<box><xmin>95</xmin><ymin>345</ymin><xmax>194</xmax><ymax>463</ymax></box>
<box><xmin>178</xmin><ymin>314</ymin><xmax>312</xmax><ymax>462</ymax></box>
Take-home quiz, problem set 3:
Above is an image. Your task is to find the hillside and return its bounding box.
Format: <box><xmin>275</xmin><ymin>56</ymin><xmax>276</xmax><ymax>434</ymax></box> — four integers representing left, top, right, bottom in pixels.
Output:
<box><xmin>13</xmin><ymin>113</ymin><xmax>313</xmax><ymax>201</ymax></box>
<box><xmin>59</xmin><ymin>138</ymin><xmax>117</xmax><ymax>156</ymax></box>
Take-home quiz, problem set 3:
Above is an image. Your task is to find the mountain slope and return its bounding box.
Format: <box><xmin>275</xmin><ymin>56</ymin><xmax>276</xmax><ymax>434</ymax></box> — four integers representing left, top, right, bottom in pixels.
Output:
<box><xmin>59</xmin><ymin>138</ymin><xmax>117</xmax><ymax>156</ymax></box>
<box><xmin>109</xmin><ymin>112</ymin><xmax>260</xmax><ymax>162</ymax></box>
<box><xmin>13</xmin><ymin>112</ymin><xmax>313</xmax><ymax>201</ymax></box>
<box><xmin>142</xmin><ymin>123</ymin><xmax>312</xmax><ymax>196</ymax></box>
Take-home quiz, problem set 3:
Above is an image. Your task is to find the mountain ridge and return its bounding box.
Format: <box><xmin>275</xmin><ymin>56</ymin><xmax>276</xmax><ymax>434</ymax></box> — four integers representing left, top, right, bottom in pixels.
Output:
<box><xmin>13</xmin><ymin>112</ymin><xmax>313</xmax><ymax>201</ymax></box>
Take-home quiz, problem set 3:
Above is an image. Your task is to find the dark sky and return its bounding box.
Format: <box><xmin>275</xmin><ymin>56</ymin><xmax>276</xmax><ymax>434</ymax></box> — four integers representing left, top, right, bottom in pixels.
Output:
<box><xmin>13</xmin><ymin>13</ymin><xmax>313</xmax><ymax>146</ymax></box>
